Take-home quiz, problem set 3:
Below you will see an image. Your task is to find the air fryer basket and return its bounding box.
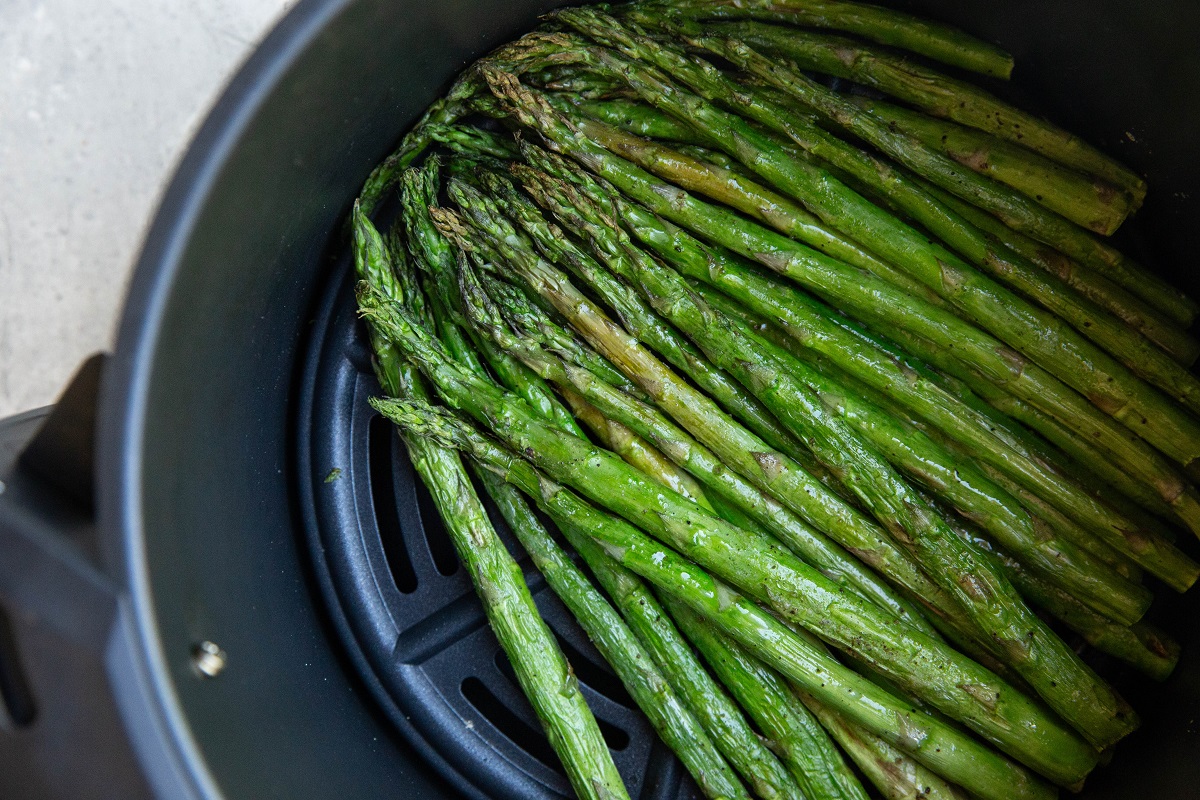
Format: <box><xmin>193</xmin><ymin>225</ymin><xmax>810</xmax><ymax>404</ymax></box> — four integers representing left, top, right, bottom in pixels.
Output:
<box><xmin>3</xmin><ymin>1</ymin><xmax>1200</xmax><ymax>798</ymax></box>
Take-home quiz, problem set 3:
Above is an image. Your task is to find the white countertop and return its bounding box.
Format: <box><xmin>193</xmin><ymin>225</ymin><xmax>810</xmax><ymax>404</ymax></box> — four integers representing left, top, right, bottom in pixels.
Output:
<box><xmin>0</xmin><ymin>0</ymin><xmax>293</xmax><ymax>419</ymax></box>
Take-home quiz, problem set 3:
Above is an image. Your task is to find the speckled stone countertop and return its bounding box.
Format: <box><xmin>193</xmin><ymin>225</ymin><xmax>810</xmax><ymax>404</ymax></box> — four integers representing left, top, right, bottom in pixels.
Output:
<box><xmin>0</xmin><ymin>0</ymin><xmax>292</xmax><ymax>418</ymax></box>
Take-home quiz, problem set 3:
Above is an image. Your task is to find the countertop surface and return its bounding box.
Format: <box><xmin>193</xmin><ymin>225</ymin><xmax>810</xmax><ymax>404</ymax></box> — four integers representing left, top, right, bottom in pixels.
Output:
<box><xmin>0</xmin><ymin>0</ymin><xmax>293</xmax><ymax>419</ymax></box>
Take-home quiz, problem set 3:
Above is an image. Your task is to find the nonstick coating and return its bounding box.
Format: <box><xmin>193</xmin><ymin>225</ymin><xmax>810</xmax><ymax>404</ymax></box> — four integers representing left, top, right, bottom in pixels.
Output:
<box><xmin>96</xmin><ymin>0</ymin><xmax>1200</xmax><ymax>797</ymax></box>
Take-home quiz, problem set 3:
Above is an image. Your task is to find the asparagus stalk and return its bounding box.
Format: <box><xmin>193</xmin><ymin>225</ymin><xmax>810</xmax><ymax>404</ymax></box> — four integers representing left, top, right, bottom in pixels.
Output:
<box><xmin>487</xmin><ymin>258</ymin><xmax>867</xmax><ymax>513</ymax></box>
<box><xmin>530</xmin><ymin>65</ymin><xmax>630</xmax><ymax>99</ymax></box>
<box><xmin>550</xmin><ymin>398</ymin><xmax>812</xmax><ymax>799</ymax></box>
<box><xmin>454</xmin><ymin>243</ymin><xmax>809</xmax><ymax>800</ymax></box>
<box><xmin>557</xmin><ymin>12</ymin><xmax>1200</xmax><ymax>465</ymax></box>
<box><xmin>525</xmin><ymin>131</ymin><xmax>1197</xmax><ymax>593</ymax></box>
<box><xmin>567</xmin><ymin>525</ymin><xmax>804</xmax><ymax>800</ymax></box>
<box><xmin>580</xmin><ymin>84</ymin><xmax>1200</xmax><ymax>421</ymax></box>
<box><xmin>666</xmin><ymin>599</ymin><xmax>871</xmax><ymax>800</ymax></box>
<box><xmin>689</xmin><ymin>278</ymin><xmax>1150</xmax><ymax>625</ymax></box>
<box><xmin>686</xmin><ymin>20</ymin><xmax>1129</xmax><ymax>239</ymax></box>
<box><xmin>554</xmin><ymin>95</ymin><xmax>710</xmax><ymax>145</ymax></box>
<box><xmin>351</xmin><ymin>206</ymin><xmax>629</xmax><ymax>800</ymax></box>
<box><xmin>698</xmin><ymin>277</ymin><xmax>1152</xmax><ymax>584</ymax></box>
<box><xmin>520</xmin><ymin>174</ymin><xmax>1138</xmax><ymax>748</ymax></box>
<box><xmin>976</xmin><ymin>382</ymin><xmax>1176</xmax><ymax>520</ymax></box>
<box><xmin>643</xmin><ymin>0</ymin><xmax>1015</xmax><ymax>79</ymax></box>
<box><xmin>464</xmin><ymin>169</ymin><xmax>807</xmax><ymax>464</ymax></box>
<box><xmin>701</xmin><ymin>20</ymin><xmax>1151</xmax><ymax>211</ymax></box>
<box><xmin>481</xmin><ymin>71</ymin><xmax>1200</xmax><ymax>552</ymax></box>
<box><xmin>459</xmin><ymin>254</ymin><xmax>938</xmax><ymax>634</ymax></box>
<box><xmin>796</xmin><ymin>689</ymin><xmax>971</xmax><ymax>800</ymax></box>
<box><xmin>482</xmin><ymin>462</ymin><xmax>751</xmax><ymax>800</ymax></box>
<box><xmin>561</xmin><ymin>113</ymin><xmax>946</xmax><ymax>308</ymax></box>
<box><xmin>846</xmin><ymin>95</ymin><xmax>1131</xmax><ymax>234</ymax></box>
<box><xmin>443</xmin><ymin>186</ymin><xmax>971</xmax><ymax>639</ymax></box>
<box><xmin>481</xmin><ymin>273</ymin><xmax>645</xmax><ymax>401</ymax></box>
<box><xmin>491</xmin><ymin>155</ymin><xmax>820</xmax><ymax>456</ymax></box>
<box><xmin>672</xmin><ymin>23</ymin><xmax>1200</xmax><ymax>416</ymax></box>
<box><xmin>811</xmin><ymin>371</ymin><xmax>1176</xmax><ymax>681</ymax></box>
<box><xmin>684</xmin><ymin>243</ymin><xmax>1178</xmax><ymax>542</ymax></box>
<box><xmin>402</xmin><ymin>160</ymin><xmax>586</xmax><ymax>441</ymax></box>
<box><xmin>951</xmin><ymin>517</ymin><xmax>1180</xmax><ymax>683</ymax></box>
<box><xmin>412</xmin><ymin>177</ymin><xmax>758</xmax><ymax>799</ymax></box>
<box><xmin>707</xmin><ymin>22</ymin><xmax>1200</xmax><ymax>331</ymax></box>
<box><xmin>435</xmin><ymin>205</ymin><xmax>805</xmax><ymax>799</ymax></box>
<box><xmin>362</xmin><ymin>283</ymin><xmax>1097</xmax><ymax>784</ymax></box>
<box><xmin>563</xmin><ymin>387</ymin><xmax>713</xmax><ymax>509</ymax></box>
<box><xmin>426</xmin><ymin>123</ymin><xmax>520</xmax><ymax>161</ymax></box>
<box><xmin>917</xmin><ymin>474</ymin><xmax>1178</xmax><ymax>682</ymax></box>
<box><xmin>494</xmin><ymin>282</ymin><xmax>1029</xmax><ymax>694</ymax></box>
<box><xmin>918</xmin><ymin>177</ymin><xmax>1200</xmax><ymax>367</ymax></box>
<box><xmin>887</xmin><ymin>320</ymin><xmax>1200</xmax><ymax>547</ymax></box>
<box><xmin>374</xmin><ymin>397</ymin><xmax>1068</xmax><ymax>799</ymax></box>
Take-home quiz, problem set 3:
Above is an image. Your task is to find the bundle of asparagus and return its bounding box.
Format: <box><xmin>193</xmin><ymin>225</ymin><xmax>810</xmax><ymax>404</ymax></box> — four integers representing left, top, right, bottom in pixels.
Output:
<box><xmin>348</xmin><ymin>3</ymin><xmax>1197</xmax><ymax>797</ymax></box>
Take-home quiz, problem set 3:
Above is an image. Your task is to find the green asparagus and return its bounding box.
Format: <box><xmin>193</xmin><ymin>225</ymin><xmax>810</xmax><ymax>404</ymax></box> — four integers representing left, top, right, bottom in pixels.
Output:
<box><xmin>373</xmin><ymin>396</ymin><xmax>1069</xmax><ymax>799</ymax></box>
<box><xmin>353</xmin><ymin>204</ymin><xmax>628</xmax><ymax>800</ymax></box>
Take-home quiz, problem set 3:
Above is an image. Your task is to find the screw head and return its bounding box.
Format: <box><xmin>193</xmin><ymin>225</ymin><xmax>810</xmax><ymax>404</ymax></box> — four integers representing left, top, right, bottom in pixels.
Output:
<box><xmin>192</xmin><ymin>641</ymin><xmax>227</xmax><ymax>678</ymax></box>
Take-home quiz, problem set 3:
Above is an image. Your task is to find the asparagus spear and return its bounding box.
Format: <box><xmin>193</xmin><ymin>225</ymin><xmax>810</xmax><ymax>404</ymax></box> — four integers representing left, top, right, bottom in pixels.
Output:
<box><xmin>796</xmin><ymin>688</ymin><xmax>972</xmax><ymax>800</ymax></box>
<box><xmin>917</xmin><ymin>177</ymin><xmax>1200</xmax><ymax>367</ymax></box>
<box><xmin>426</xmin><ymin>123</ymin><xmax>520</xmax><ymax>160</ymax></box>
<box><xmin>531</xmin><ymin>165</ymin><xmax>1148</xmax><ymax>619</ymax></box>
<box><xmin>485</xmin><ymin>160</ymin><xmax>847</xmax><ymax>468</ymax></box>
<box><xmin>890</xmin><ymin>319</ymin><xmax>1200</xmax><ymax>546</ymax></box>
<box><xmin>521</xmin><ymin>129</ymin><xmax>1198</xmax><ymax>593</ymax></box>
<box><xmin>362</xmin><ymin>281</ymin><xmax>1099</xmax><ymax>781</ymax></box>
<box><xmin>434</xmin><ymin>209</ymin><xmax>805</xmax><ymax>800</ymax></box>
<box><xmin>457</xmin><ymin>247</ymin><xmax>809</xmax><ymax>800</ymax></box>
<box><xmin>665</xmin><ymin>21</ymin><xmax>1200</xmax><ymax>416</ymax></box>
<box><xmin>481</xmin><ymin>70</ymin><xmax>1200</xmax><ymax>550</ymax></box>
<box><xmin>642</xmin><ymin>0</ymin><xmax>1015</xmax><ymax>79</ymax></box>
<box><xmin>552</xmin><ymin>95</ymin><xmax>710</xmax><ymax>145</ymax></box>
<box><xmin>569</xmin><ymin>524</ymin><xmax>804</xmax><ymax>800</ymax></box>
<box><xmin>564</xmin><ymin>388</ymin><xmax>713</xmax><ymax>508</ymax></box>
<box><xmin>666</xmin><ymin>599</ymin><xmax>871</xmax><ymax>800</ymax></box>
<box><xmin>482</xmin><ymin>459</ymin><xmax>751</xmax><ymax>800</ymax></box>
<box><xmin>530</xmin><ymin>65</ymin><xmax>630</xmax><ymax>99</ymax></box>
<box><xmin>459</xmin><ymin>253</ymin><xmax>937</xmax><ymax>633</ymax></box>
<box><xmin>698</xmin><ymin>276</ymin><xmax>1152</xmax><ymax>581</ymax></box>
<box><xmin>578</xmin><ymin>82</ymin><xmax>1200</xmax><ymax>423</ymax></box>
<box><xmin>520</xmin><ymin>173</ymin><xmax>1138</xmax><ymax>748</ymax></box>
<box><xmin>402</xmin><ymin>160</ymin><xmax>586</xmax><ymax>442</ymax></box>
<box><xmin>707</xmin><ymin>21</ymin><xmax>1200</xmax><ymax>332</ymax></box>
<box><xmin>351</xmin><ymin>206</ymin><xmax>629</xmax><ymax>800</ymax></box>
<box><xmin>374</xmin><ymin>397</ymin><xmax>1070</xmax><ymax>799</ymax></box>
<box><xmin>700</xmin><ymin>20</ymin><xmax>1151</xmax><ymax>211</ymax></box>
<box><xmin>554</xmin><ymin>12</ymin><xmax>1200</xmax><ymax>466</ymax></box>
<box><xmin>948</xmin><ymin>515</ymin><xmax>1180</xmax><ymax>683</ymax></box>
<box><xmin>682</xmin><ymin>19</ymin><xmax>1128</xmax><ymax>239</ymax></box>
<box><xmin>480</xmin><ymin>274</ymin><xmax>649</xmax><ymax>401</ymax></box>
<box><xmin>559</xmin><ymin>112</ymin><xmax>947</xmax><ymax>308</ymax></box>
<box><xmin>698</xmin><ymin>282</ymin><xmax>1150</xmax><ymax>625</ymax></box>
<box><xmin>914</xmin><ymin>471</ymin><xmax>1177</xmax><ymax>681</ymax></box>
<box><xmin>846</xmin><ymin>95</ymin><xmax>1131</xmax><ymax>234</ymax></box>
<box><xmin>487</xmin><ymin>278</ymin><xmax>1032</xmax><ymax>692</ymax></box>
<box><xmin>486</xmin><ymin>261</ymin><xmax>867</xmax><ymax>514</ymax></box>
<box><xmin>463</xmin><ymin>168</ymin><xmax>808</xmax><ymax>465</ymax></box>
<box><xmin>357</xmin><ymin>32</ymin><xmax>581</xmax><ymax>215</ymax></box>
<box><xmin>412</xmin><ymin>174</ymin><xmax>759</xmax><ymax>799</ymax></box>
<box><xmin>442</xmin><ymin>186</ymin><xmax>972</xmax><ymax>639</ymax></box>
